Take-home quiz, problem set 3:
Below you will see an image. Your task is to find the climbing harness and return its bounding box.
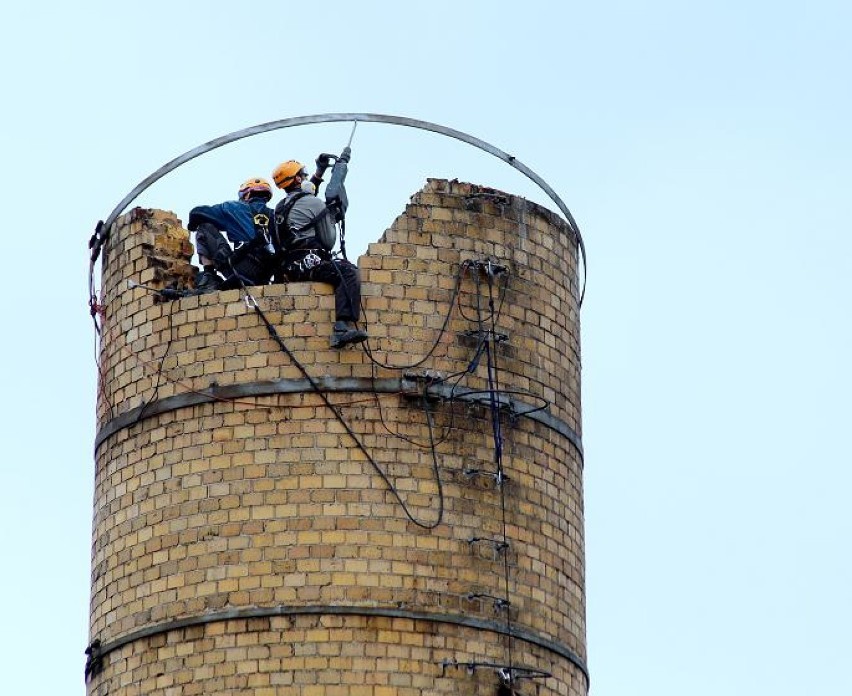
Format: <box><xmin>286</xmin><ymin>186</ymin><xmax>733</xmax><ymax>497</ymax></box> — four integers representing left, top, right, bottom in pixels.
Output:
<box><xmin>273</xmin><ymin>190</ymin><xmax>336</xmax><ymax>251</ymax></box>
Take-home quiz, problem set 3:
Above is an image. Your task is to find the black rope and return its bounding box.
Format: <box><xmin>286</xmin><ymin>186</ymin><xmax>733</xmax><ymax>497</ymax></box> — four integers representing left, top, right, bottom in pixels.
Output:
<box><xmin>363</xmin><ymin>259</ymin><xmax>515</xmax><ymax>451</ymax></box>
<box><xmin>370</xmin><ymin>367</ymin><xmax>452</xmax><ymax>449</ymax></box>
<box><xmin>456</xmin><ymin>260</ymin><xmax>509</xmax><ymax>326</ymax></box>
<box><xmin>367</xmin><ymin>260</ymin><xmax>520</xmax><ymax>454</ymax></box>
<box><xmin>237</xmin><ymin>282</ymin><xmax>444</xmax><ymax>530</ymax></box>
<box><xmin>358</xmin><ymin>260</ymin><xmax>470</xmax><ymax>371</ymax></box>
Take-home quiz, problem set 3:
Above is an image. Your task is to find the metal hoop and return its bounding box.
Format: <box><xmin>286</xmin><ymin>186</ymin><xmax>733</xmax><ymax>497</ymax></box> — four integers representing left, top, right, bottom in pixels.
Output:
<box><xmin>99</xmin><ymin>113</ymin><xmax>586</xmax><ymax>303</ymax></box>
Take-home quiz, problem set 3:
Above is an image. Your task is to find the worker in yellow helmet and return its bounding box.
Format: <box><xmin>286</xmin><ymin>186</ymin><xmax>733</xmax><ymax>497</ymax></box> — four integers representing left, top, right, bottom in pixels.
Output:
<box><xmin>187</xmin><ymin>177</ymin><xmax>277</xmax><ymax>291</ymax></box>
<box><xmin>271</xmin><ymin>157</ymin><xmax>367</xmax><ymax>348</ymax></box>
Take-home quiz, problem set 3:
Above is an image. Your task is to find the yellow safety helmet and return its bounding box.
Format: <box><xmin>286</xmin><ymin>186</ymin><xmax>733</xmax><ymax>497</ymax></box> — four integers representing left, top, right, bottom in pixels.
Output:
<box><xmin>273</xmin><ymin>160</ymin><xmax>307</xmax><ymax>189</ymax></box>
<box><xmin>238</xmin><ymin>177</ymin><xmax>273</xmax><ymax>202</ymax></box>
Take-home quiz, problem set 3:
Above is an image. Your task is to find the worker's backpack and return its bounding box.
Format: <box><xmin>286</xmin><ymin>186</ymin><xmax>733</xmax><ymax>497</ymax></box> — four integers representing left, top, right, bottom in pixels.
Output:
<box><xmin>274</xmin><ymin>192</ymin><xmax>336</xmax><ymax>252</ymax></box>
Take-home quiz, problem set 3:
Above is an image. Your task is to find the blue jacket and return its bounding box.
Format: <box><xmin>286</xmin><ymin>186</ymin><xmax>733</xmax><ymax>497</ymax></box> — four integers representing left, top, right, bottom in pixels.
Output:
<box><xmin>188</xmin><ymin>199</ymin><xmax>275</xmax><ymax>245</ymax></box>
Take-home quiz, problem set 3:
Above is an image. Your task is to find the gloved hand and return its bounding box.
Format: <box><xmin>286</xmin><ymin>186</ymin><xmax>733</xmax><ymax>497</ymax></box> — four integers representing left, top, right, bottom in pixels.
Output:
<box><xmin>313</xmin><ymin>153</ymin><xmax>333</xmax><ymax>182</ymax></box>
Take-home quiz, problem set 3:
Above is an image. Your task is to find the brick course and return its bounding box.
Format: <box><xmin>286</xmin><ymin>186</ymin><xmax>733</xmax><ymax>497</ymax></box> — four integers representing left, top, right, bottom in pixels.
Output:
<box><xmin>90</xmin><ymin>179</ymin><xmax>586</xmax><ymax>695</ymax></box>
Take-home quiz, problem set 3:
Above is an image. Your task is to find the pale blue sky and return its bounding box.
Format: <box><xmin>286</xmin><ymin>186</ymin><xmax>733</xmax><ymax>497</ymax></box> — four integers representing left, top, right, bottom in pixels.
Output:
<box><xmin>1</xmin><ymin>1</ymin><xmax>849</xmax><ymax>694</ymax></box>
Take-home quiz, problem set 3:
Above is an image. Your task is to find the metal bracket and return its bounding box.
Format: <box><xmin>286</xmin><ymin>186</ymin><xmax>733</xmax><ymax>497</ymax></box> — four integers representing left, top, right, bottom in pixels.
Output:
<box><xmin>500</xmin><ymin>666</ymin><xmax>552</xmax><ymax>684</ymax></box>
<box><xmin>400</xmin><ymin>370</ymin><xmax>446</xmax><ymax>400</ymax></box>
<box><xmin>84</xmin><ymin>639</ymin><xmax>103</xmax><ymax>680</ymax></box>
<box><xmin>463</xmin><ymin>468</ymin><xmax>509</xmax><ymax>487</ymax></box>
<box><xmin>439</xmin><ymin>658</ymin><xmax>551</xmax><ymax>685</ymax></box>
<box><xmin>468</xmin><ymin>537</ymin><xmax>510</xmax><ymax>554</ymax></box>
<box><xmin>464</xmin><ymin>258</ymin><xmax>510</xmax><ymax>278</ymax></box>
<box><xmin>461</xmin><ymin>329</ymin><xmax>509</xmax><ymax>344</ymax></box>
<box><xmin>467</xmin><ymin>592</ymin><xmax>511</xmax><ymax>613</ymax></box>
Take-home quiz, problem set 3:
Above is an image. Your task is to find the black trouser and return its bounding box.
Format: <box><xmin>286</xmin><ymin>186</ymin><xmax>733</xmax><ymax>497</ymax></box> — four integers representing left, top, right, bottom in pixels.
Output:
<box><xmin>195</xmin><ymin>223</ymin><xmax>273</xmax><ymax>287</ymax></box>
<box><xmin>276</xmin><ymin>252</ymin><xmax>361</xmax><ymax>322</ymax></box>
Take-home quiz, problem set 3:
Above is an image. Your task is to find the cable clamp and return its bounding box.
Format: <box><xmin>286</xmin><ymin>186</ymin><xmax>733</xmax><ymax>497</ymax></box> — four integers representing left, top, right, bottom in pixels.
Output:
<box><xmin>89</xmin><ymin>297</ymin><xmax>106</xmax><ymax>318</ymax></box>
<box><xmin>500</xmin><ymin>666</ymin><xmax>552</xmax><ymax>684</ymax></box>
<box><xmin>401</xmin><ymin>370</ymin><xmax>445</xmax><ymax>400</ymax></box>
<box><xmin>463</xmin><ymin>258</ymin><xmax>510</xmax><ymax>277</ymax></box>
<box><xmin>84</xmin><ymin>639</ymin><xmax>103</xmax><ymax>680</ymax></box>
<box><xmin>89</xmin><ymin>220</ymin><xmax>106</xmax><ymax>262</ymax></box>
<box><xmin>438</xmin><ymin>659</ymin><xmax>551</xmax><ymax>684</ymax></box>
<box><xmin>463</xmin><ymin>468</ymin><xmax>509</xmax><ymax>487</ymax></box>
<box><xmin>439</xmin><ymin>657</ymin><xmax>458</xmax><ymax>676</ymax></box>
<box><xmin>461</xmin><ymin>329</ymin><xmax>508</xmax><ymax>344</ymax></box>
<box><xmin>467</xmin><ymin>592</ymin><xmax>511</xmax><ymax>612</ymax></box>
<box><xmin>244</xmin><ymin>292</ymin><xmax>258</xmax><ymax>309</ymax></box>
<box><xmin>468</xmin><ymin>537</ymin><xmax>510</xmax><ymax>554</ymax></box>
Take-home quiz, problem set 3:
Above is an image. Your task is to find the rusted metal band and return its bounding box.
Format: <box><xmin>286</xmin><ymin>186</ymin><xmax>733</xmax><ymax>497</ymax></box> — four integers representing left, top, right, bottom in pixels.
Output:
<box><xmin>94</xmin><ymin>376</ymin><xmax>583</xmax><ymax>458</ymax></box>
<box><xmin>86</xmin><ymin>604</ymin><xmax>589</xmax><ymax>688</ymax></box>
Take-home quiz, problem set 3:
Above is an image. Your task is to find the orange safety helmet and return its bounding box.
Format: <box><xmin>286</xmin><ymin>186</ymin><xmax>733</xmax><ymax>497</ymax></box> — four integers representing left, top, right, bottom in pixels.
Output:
<box><xmin>238</xmin><ymin>177</ymin><xmax>273</xmax><ymax>201</ymax></box>
<box><xmin>272</xmin><ymin>160</ymin><xmax>306</xmax><ymax>189</ymax></box>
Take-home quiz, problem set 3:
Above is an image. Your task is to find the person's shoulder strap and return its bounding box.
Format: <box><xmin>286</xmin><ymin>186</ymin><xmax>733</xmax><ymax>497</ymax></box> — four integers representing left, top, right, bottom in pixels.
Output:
<box><xmin>275</xmin><ymin>191</ymin><xmax>310</xmax><ymax>227</ymax></box>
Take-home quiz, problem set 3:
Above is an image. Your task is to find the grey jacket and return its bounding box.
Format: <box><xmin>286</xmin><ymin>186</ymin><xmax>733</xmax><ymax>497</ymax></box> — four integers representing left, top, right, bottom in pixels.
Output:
<box><xmin>274</xmin><ymin>192</ymin><xmax>337</xmax><ymax>251</ymax></box>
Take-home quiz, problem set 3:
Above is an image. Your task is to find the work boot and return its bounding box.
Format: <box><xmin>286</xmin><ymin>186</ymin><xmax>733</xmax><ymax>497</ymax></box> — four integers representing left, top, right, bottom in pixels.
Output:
<box><xmin>330</xmin><ymin>321</ymin><xmax>368</xmax><ymax>349</ymax></box>
<box><xmin>192</xmin><ymin>268</ymin><xmax>222</xmax><ymax>294</ymax></box>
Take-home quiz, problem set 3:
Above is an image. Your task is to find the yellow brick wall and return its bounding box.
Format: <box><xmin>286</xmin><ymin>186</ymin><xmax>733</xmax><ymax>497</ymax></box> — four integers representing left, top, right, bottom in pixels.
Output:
<box><xmin>89</xmin><ymin>179</ymin><xmax>586</xmax><ymax>695</ymax></box>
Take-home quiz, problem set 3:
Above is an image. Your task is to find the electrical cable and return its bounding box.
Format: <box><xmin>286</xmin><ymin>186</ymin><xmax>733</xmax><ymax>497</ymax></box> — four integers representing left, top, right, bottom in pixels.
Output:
<box><xmin>374</xmin><ymin>356</ymin><xmax>485</xmax><ymax>450</ymax></box>
<box><xmin>369</xmin><ymin>361</ymin><xmax>457</xmax><ymax>450</ymax></box>
<box><xmin>363</xmin><ymin>259</ymin><xmax>513</xmax><ymax>450</ymax></box>
<box><xmin>366</xmin><ymin>261</ymin><xmax>527</xmax><ymax>455</ymax></box>
<box><xmin>484</xmin><ymin>266</ymin><xmax>516</xmax><ymax>677</ymax></box>
<box><xmin>455</xmin><ymin>260</ymin><xmax>508</xmax><ymax>325</ymax></box>
<box><xmin>445</xmin><ymin>388</ymin><xmax>550</xmax><ymax>418</ymax></box>
<box><xmin>325</xmin><ymin>254</ymin><xmax>478</xmax><ymax>454</ymax></box>
<box><xmin>252</xmin><ymin>297</ymin><xmax>444</xmax><ymax>529</ymax></box>
<box><xmin>356</xmin><ymin>260</ymin><xmax>469</xmax><ymax>371</ymax></box>
<box><xmin>460</xmin><ymin>261</ymin><xmax>517</xmax><ymax>677</ymax></box>
<box><xmin>229</xmin><ymin>269</ymin><xmax>445</xmax><ymax>530</ymax></box>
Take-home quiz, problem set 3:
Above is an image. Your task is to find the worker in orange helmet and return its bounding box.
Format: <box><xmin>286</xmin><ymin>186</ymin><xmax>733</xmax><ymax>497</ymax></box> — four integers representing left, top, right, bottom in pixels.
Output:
<box><xmin>187</xmin><ymin>177</ymin><xmax>277</xmax><ymax>292</ymax></box>
<box><xmin>271</xmin><ymin>158</ymin><xmax>367</xmax><ymax>349</ymax></box>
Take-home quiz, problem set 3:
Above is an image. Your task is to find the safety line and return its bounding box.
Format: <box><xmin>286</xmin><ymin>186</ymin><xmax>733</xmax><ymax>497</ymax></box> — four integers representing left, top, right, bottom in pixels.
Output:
<box><xmin>241</xmin><ymin>289</ymin><xmax>444</xmax><ymax>530</ymax></box>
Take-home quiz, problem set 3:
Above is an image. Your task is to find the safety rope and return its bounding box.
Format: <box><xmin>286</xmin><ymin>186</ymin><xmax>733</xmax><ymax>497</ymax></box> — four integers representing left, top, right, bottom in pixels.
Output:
<box><xmin>233</xmin><ymin>273</ymin><xmax>444</xmax><ymax>530</ymax></box>
<box><xmin>358</xmin><ymin>259</ymin><xmax>469</xmax><ymax>372</ymax></box>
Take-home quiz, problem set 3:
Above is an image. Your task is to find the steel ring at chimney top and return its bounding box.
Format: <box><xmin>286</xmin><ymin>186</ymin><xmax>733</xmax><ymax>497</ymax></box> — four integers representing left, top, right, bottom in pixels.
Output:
<box><xmin>99</xmin><ymin>113</ymin><xmax>587</xmax><ymax>305</ymax></box>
